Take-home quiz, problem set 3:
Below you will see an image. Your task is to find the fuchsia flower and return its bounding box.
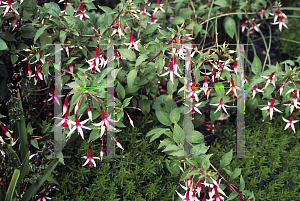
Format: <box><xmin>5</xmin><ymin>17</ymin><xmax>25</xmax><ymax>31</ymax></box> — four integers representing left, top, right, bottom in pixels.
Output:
<box><xmin>82</xmin><ymin>147</ymin><xmax>99</xmax><ymax>167</ymax></box>
<box><xmin>78</xmin><ymin>5</ymin><xmax>89</xmax><ymax>21</ymax></box>
<box><xmin>2</xmin><ymin>0</ymin><xmax>12</xmax><ymax>16</ymax></box>
<box><xmin>66</xmin><ymin>115</ymin><xmax>91</xmax><ymax>139</ymax></box>
<box><xmin>114</xmin><ymin>139</ymin><xmax>124</xmax><ymax>150</ymax></box>
<box><xmin>34</xmin><ymin>64</ymin><xmax>44</xmax><ymax>85</ymax></box>
<box><xmin>225</xmin><ymin>76</ymin><xmax>239</xmax><ymax>97</ymax></box>
<box><xmin>37</xmin><ymin>194</ymin><xmax>51</xmax><ymax>201</ymax></box>
<box><xmin>153</xmin><ymin>0</ymin><xmax>165</xmax><ymax>14</ymax></box>
<box><xmin>87</xmin><ymin>53</ymin><xmax>96</xmax><ymax>72</ymax></box>
<box><xmin>286</xmin><ymin>88</ymin><xmax>299</xmax><ymax>106</ymax></box>
<box><xmin>282</xmin><ymin>115</ymin><xmax>299</xmax><ymax>133</ymax></box>
<box><xmin>1</xmin><ymin>125</ymin><xmax>11</xmax><ymax>138</ymax></box>
<box><xmin>186</xmin><ymin>81</ymin><xmax>202</xmax><ymax>102</ymax></box>
<box><xmin>176</xmin><ymin>183</ymin><xmax>200</xmax><ymax>201</ymax></box>
<box><xmin>207</xmin><ymin>125</ymin><xmax>216</xmax><ymax>132</ymax></box>
<box><xmin>270</xmin><ymin>8</ymin><xmax>287</xmax><ymax>23</ymax></box>
<box><xmin>111</xmin><ymin>17</ymin><xmax>125</xmax><ymax>38</ymax></box>
<box><xmin>262</xmin><ymin>72</ymin><xmax>276</xmax><ymax>88</ymax></box>
<box><xmin>137</xmin><ymin>5</ymin><xmax>151</xmax><ymax>16</ymax></box>
<box><xmin>48</xmin><ymin>88</ymin><xmax>64</xmax><ymax>106</ymax></box>
<box><xmin>63</xmin><ymin>97</ymin><xmax>68</xmax><ymax>116</ymax></box>
<box><xmin>284</xmin><ymin>101</ymin><xmax>300</xmax><ymax>114</ymax></box>
<box><xmin>184</xmin><ymin>102</ymin><xmax>203</xmax><ymax>115</ymax></box>
<box><xmin>87</xmin><ymin>43</ymin><xmax>107</xmax><ymax>72</ymax></box>
<box><xmin>87</xmin><ymin>104</ymin><xmax>93</xmax><ymax>122</ymax></box>
<box><xmin>210</xmin><ymin>98</ymin><xmax>229</xmax><ymax>115</ymax></box>
<box><xmin>69</xmin><ymin>63</ymin><xmax>74</xmax><ymax>73</ymax></box>
<box><xmin>271</xmin><ymin>16</ymin><xmax>288</xmax><ymax>31</ymax></box>
<box><xmin>252</xmin><ymin>85</ymin><xmax>264</xmax><ymax>99</ymax></box>
<box><xmin>261</xmin><ymin>98</ymin><xmax>282</xmax><ymax>120</ymax></box>
<box><xmin>27</xmin><ymin>63</ymin><xmax>32</xmax><ymax>79</ymax></box>
<box><xmin>202</xmin><ymin>178</ymin><xmax>228</xmax><ymax>200</ymax></box>
<box><xmin>55</xmin><ymin>108</ymin><xmax>72</xmax><ymax>129</ymax></box>
<box><xmin>100</xmin><ymin>146</ymin><xmax>104</xmax><ymax>161</ymax></box>
<box><xmin>64</xmin><ymin>40</ymin><xmax>69</xmax><ymax>57</ymax></box>
<box><xmin>149</xmin><ymin>13</ymin><xmax>161</xmax><ymax>28</ymax></box>
<box><xmin>178</xmin><ymin>77</ymin><xmax>192</xmax><ymax>93</ymax></box>
<box><xmin>92</xmin><ymin>106</ymin><xmax>118</xmax><ymax>138</ymax></box>
<box><xmin>124</xmin><ymin>33</ymin><xmax>140</xmax><ymax>52</ymax></box>
<box><xmin>160</xmin><ymin>60</ymin><xmax>182</xmax><ymax>84</ymax></box>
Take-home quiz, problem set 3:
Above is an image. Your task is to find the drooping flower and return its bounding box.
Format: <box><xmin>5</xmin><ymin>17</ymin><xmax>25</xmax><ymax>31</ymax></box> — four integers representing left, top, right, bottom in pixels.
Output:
<box><xmin>250</xmin><ymin>19</ymin><xmax>260</xmax><ymax>32</ymax></box>
<box><xmin>92</xmin><ymin>106</ymin><xmax>118</xmax><ymax>138</ymax></box>
<box><xmin>262</xmin><ymin>72</ymin><xmax>276</xmax><ymax>88</ymax></box>
<box><xmin>283</xmin><ymin>101</ymin><xmax>300</xmax><ymax>114</ymax></box>
<box><xmin>261</xmin><ymin>98</ymin><xmax>282</xmax><ymax>120</ymax></box>
<box><xmin>282</xmin><ymin>115</ymin><xmax>299</xmax><ymax>133</ymax></box>
<box><xmin>55</xmin><ymin>108</ymin><xmax>72</xmax><ymax>129</ymax></box>
<box><xmin>69</xmin><ymin>63</ymin><xmax>74</xmax><ymax>73</ymax></box>
<box><xmin>176</xmin><ymin>183</ymin><xmax>200</xmax><ymax>201</ymax></box>
<box><xmin>225</xmin><ymin>76</ymin><xmax>239</xmax><ymax>97</ymax></box>
<box><xmin>111</xmin><ymin>17</ymin><xmax>125</xmax><ymax>38</ymax></box>
<box><xmin>149</xmin><ymin>13</ymin><xmax>161</xmax><ymax>28</ymax></box>
<box><xmin>1</xmin><ymin>125</ymin><xmax>11</xmax><ymax>138</ymax></box>
<box><xmin>271</xmin><ymin>16</ymin><xmax>288</xmax><ymax>31</ymax></box>
<box><xmin>66</xmin><ymin>115</ymin><xmax>91</xmax><ymax>139</ymax></box>
<box><xmin>100</xmin><ymin>146</ymin><xmax>104</xmax><ymax>161</ymax></box>
<box><xmin>27</xmin><ymin>63</ymin><xmax>32</xmax><ymax>79</ymax></box>
<box><xmin>82</xmin><ymin>147</ymin><xmax>99</xmax><ymax>167</ymax></box>
<box><xmin>87</xmin><ymin>42</ymin><xmax>102</xmax><ymax>73</ymax></box>
<box><xmin>2</xmin><ymin>0</ymin><xmax>12</xmax><ymax>16</ymax></box>
<box><xmin>207</xmin><ymin>125</ymin><xmax>216</xmax><ymax>132</ymax></box>
<box><xmin>252</xmin><ymin>85</ymin><xmax>264</xmax><ymax>99</ymax></box>
<box><xmin>78</xmin><ymin>5</ymin><xmax>90</xmax><ymax>20</ymax></box>
<box><xmin>160</xmin><ymin>60</ymin><xmax>182</xmax><ymax>85</ymax></box>
<box><xmin>270</xmin><ymin>8</ymin><xmax>287</xmax><ymax>23</ymax></box>
<box><xmin>124</xmin><ymin>33</ymin><xmax>140</xmax><ymax>52</ymax></box>
<box><xmin>114</xmin><ymin>139</ymin><xmax>124</xmax><ymax>150</ymax></box>
<box><xmin>87</xmin><ymin>104</ymin><xmax>93</xmax><ymax>122</ymax></box>
<box><xmin>37</xmin><ymin>194</ymin><xmax>51</xmax><ymax>201</ymax></box>
<box><xmin>186</xmin><ymin>81</ymin><xmax>202</xmax><ymax>102</ymax></box>
<box><xmin>153</xmin><ymin>0</ymin><xmax>165</xmax><ymax>14</ymax></box>
<box><xmin>48</xmin><ymin>88</ymin><xmax>65</xmax><ymax>106</ymax></box>
<box><xmin>178</xmin><ymin>77</ymin><xmax>192</xmax><ymax>93</ymax></box>
<box><xmin>184</xmin><ymin>102</ymin><xmax>203</xmax><ymax>115</ymax></box>
<box><xmin>286</xmin><ymin>88</ymin><xmax>299</xmax><ymax>107</ymax></box>
<box><xmin>136</xmin><ymin>5</ymin><xmax>151</xmax><ymax>16</ymax></box>
<box><xmin>210</xmin><ymin>98</ymin><xmax>229</xmax><ymax>115</ymax></box>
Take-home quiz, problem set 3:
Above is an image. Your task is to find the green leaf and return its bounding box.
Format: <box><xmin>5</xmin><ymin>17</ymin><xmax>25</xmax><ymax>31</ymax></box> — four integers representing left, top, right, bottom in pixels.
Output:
<box><xmin>118</xmin><ymin>49</ymin><xmax>136</xmax><ymax>61</ymax></box>
<box><xmin>215</xmin><ymin>83</ymin><xmax>225</xmax><ymax>97</ymax></box>
<box><xmin>227</xmin><ymin>192</ymin><xmax>238</xmax><ymax>200</ymax></box>
<box><xmin>146</xmin><ymin>128</ymin><xmax>169</xmax><ymax>137</ymax></box>
<box><xmin>66</xmin><ymin>4</ymin><xmax>74</xmax><ymax>16</ymax></box>
<box><xmin>123</xmin><ymin>96</ymin><xmax>133</xmax><ymax>108</ymax></box>
<box><xmin>171</xmin><ymin>16</ymin><xmax>185</xmax><ymax>25</ymax></box>
<box><xmin>21</xmin><ymin>26</ymin><xmax>37</xmax><ymax>39</ymax></box>
<box><xmin>240</xmin><ymin>175</ymin><xmax>245</xmax><ymax>191</ymax></box>
<box><xmin>220</xmin><ymin>149</ymin><xmax>233</xmax><ymax>168</ymax></box>
<box><xmin>191</xmin><ymin>130</ymin><xmax>204</xmax><ymax>143</ymax></box>
<box><xmin>169</xmin><ymin>107</ymin><xmax>181</xmax><ymax>123</ymax></box>
<box><xmin>169</xmin><ymin>150</ymin><xmax>185</xmax><ymax>156</ymax></box>
<box><xmin>31</xmin><ymin>139</ymin><xmax>39</xmax><ymax>149</ymax></box>
<box><xmin>214</xmin><ymin>0</ymin><xmax>228</xmax><ymax>7</ymax></box>
<box><xmin>19</xmin><ymin>151</ymin><xmax>30</xmax><ymax>182</ymax></box>
<box><xmin>139</xmin><ymin>99</ymin><xmax>150</xmax><ymax>114</ymax></box>
<box><xmin>144</xmin><ymin>24</ymin><xmax>160</xmax><ymax>35</ymax></box>
<box><xmin>21</xmin><ymin>0</ymin><xmax>37</xmax><ymax>14</ymax></box>
<box><xmin>191</xmin><ymin>143</ymin><xmax>209</xmax><ymax>156</ymax></box>
<box><xmin>193</xmin><ymin>24</ymin><xmax>202</xmax><ymax>36</ymax></box>
<box><xmin>173</xmin><ymin>123</ymin><xmax>184</xmax><ymax>144</ymax></box>
<box><xmin>127</xmin><ymin>69</ymin><xmax>137</xmax><ymax>89</ymax></box>
<box><xmin>42</xmin><ymin>62</ymin><xmax>49</xmax><ymax>79</ymax></box>
<box><xmin>4</xmin><ymin>169</ymin><xmax>20</xmax><ymax>201</ymax></box>
<box><xmin>116</xmin><ymin>81</ymin><xmax>125</xmax><ymax>100</ymax></box>
<box><xmin>0</xmin><ymin>32</ymin><xmax>16</xmax><ymax>42</ymax></box>
<box><xmin>201</xmin><ymin>154</ymin><xmax>212</xmax><ymax>171</ymax></box>
<box><xmin>0</xmin><ymin>113</ymin><xmax>5</xmax><ymax>118</ymax></box>
<box><xmin>252</xmin><ymin>55</ymin><xmax>262</xmax><ymax>76</ymax></box>
<box><xmin>59</xmin><ymin>31</ymin><xmax>67</xmax><ymax>44</ymax></box>
<box><xmin>162</xmin><ymin>144</ymin><xmax>180</xmax><ymax>152</ymax></box>
<box><xmin>135</xmin><ymin>54</ymin><xmax>148</xmax><ymax>67</ymax></box>
<box><xmin>98</xmin><ymin>5</ymin><xmax>115</xmax><ymax>14</ymax></box>
<box><xmin>34</xmin><ymin>25</ymin><xmax>51</xmax><ymax>44</ymax></box>
<box><xmin>231</xmin><ymin>168</ymin><xmax>241</xmax><ymax>179</ymax></box>
<box><xmin>21</xmin><ymin>160</ymin><xmax>59</xmax><ymax>201</ymax></box>
<box><xmin>11</xmin><ymin>54</ymin><xmax>18</xmax><ymax>65</ymax></box>
<box><xmin>0</xmin><ymin>38</ymin><xmax>9</xmax><ymax>50</ymax></box>
<box><xmin>44</xmin><ymin>2</ymin><xmax>61</xmax><ymax>18</ymax></box>
<box><xmin>224</xmin><ymin>16</ymin><xmax>236</xmax><ymax>39</ymax></box>
<box><xmin>156</xmin><ymin>110</ymin><xmax>172</xmax><ymax>126</ymax></box>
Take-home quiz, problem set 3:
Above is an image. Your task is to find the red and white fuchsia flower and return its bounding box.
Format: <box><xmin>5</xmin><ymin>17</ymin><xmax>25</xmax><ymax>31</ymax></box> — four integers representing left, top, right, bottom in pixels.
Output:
<box><xmin>210</xmin><ymin>98</ymin><xmax>229</xmax><ymax>115</ymax></box>
<box><xmin>111</xmin><ymin>17</ymin><xmax>125</xmax><ymax>38</ymax></box>
<box><xmin>82</xmin><ymin>147</ymin><xmax>99</xmax><ymax>167</ymax></box>
<box><xmin>114</xmin><ymin>139</ymin><xmax>124</xmax><ymax>150</ymax></box>
<box><xmin>270</xmin><ymin>8</ymin><xmax>287</xmax><ymax>23</ymax></box>
<box><xmin>252</xmin><ymin>85</ymin><xmax>264</xmax><ymax>99</ymax></box>
<box><xmin>225</xmin><ymin>76</ymin><xmax>239</xmax><ymax>97</ymax></box>
<box><xmin>37</xmin><ymin>194</ymin><xmax>51</xmax><ymax>201</ymax></box>
<box><xmin>186</xmin><ymin>81</ymin><xmax>201</xmax><ymax>102</ymax></box>
<box><xmin>124</xmin><ymin>33</ymin><xmax>140</xmax><ymax>52</ymax></box>
<box><xmin>262</xmin><ymin>72</ymin><xmax>276</xmax><ymax>88</ymax></box>
<box><xmin>183</xmin><ymin>102</ymin><xmax>203</xmax><ymax>115</ymax></box>
<box><xmin>160</xmin><ymin>60</ymin><xmax>182</xmax><ymax>85</ymax></box>
<box><xmin>92</xmin><ymin>106</ymin><xmax>118</xmax><ymax>138</ymax></box>
<box><xmin>261</xmin><ymin>98</ymin><xmax>282</xmax><ymax>120</ymax></box>
<box><xmin>48</xmin><ymin>88</ymin><xmax>64</xmax><ymax>106</ymax></box>
<box><xmin>67</xmin><ymin>115</ymin><xmax>91</xmax><ymax>139</ymax></box>
<box><xmin>286</xmin><ymin>88</ymin><xmax>299</xmax><ymax>106</ymax></box>
<box><xmin>282</xmin><ymin>115</ymin><xmax>299</xmax><ymax>133</ymax></box>
<box><xmin>78</xmin><ymin>5</ymin><xmax>90</xmax><ymax>21</ymax></box>
<box><xmin>153</xmin><ymin>0</ymin><xmax>165</xmax><ymax>14</ymax></box>
<box><xmin>271</xmin><ymin>16</ymin><xmax>288</xmax><ymax>31</ymax></box>
<box><xmin>55</xmin><ymin>108</ymin><xmax>72</xmax><ymax>130</ymax></box>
